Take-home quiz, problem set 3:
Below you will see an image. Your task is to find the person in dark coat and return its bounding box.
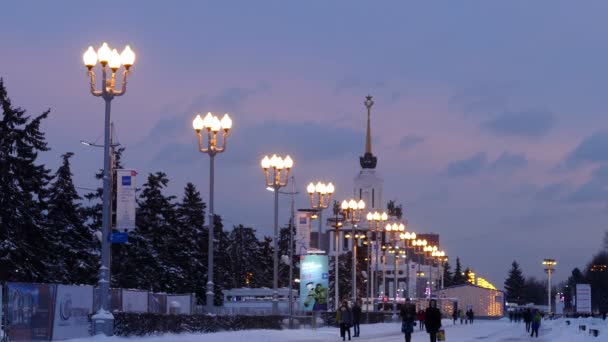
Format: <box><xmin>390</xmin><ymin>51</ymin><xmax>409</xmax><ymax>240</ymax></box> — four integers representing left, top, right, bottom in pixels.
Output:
<box><xmin>523</xmin><ymin>308</ymin><xmax>532</xmax><ymax>333</ymax></box>
<box><xmin>467</xmin><ymin>308</ymin><xmax>475</xmax><ymax>324</ymax></box>
<box><xmin>417</xmin><ymin>309</ymin><xmax>426</xmax><ymax>331</ymax></box>
<box><xmin>338</xmin><ymin>300</ymin><xmax>352</xmax><ymax>341</ymax></box>
<box><xmin>400</xmin><ymin>298</ymin><xmax>417</xmax><ymax>342</ymax></box>
<box><xmin>352</xmin><ymin>299</ymin><xmax>362</xmax><ymax>337</ymax></box>
<box><xmin>530</xmin><ymin>310</ymin><xmax>541</xmax><ymax>338</ymax></box>
<box><xmin>425</xmin><ymin>299</ymin><xmax>442</xmax><ymax>342</ymax></box>
<box><xmin>452</xmin><ymin>308</ymin><xmax>458</xmax><ymax>325</ymax></box>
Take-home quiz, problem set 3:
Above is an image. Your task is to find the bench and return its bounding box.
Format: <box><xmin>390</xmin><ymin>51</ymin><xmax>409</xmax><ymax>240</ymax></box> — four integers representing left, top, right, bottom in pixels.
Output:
<box><xmin>589</xmin><ymin>329</ymin><xmax>599</xmax><ymax>337</ymax></box>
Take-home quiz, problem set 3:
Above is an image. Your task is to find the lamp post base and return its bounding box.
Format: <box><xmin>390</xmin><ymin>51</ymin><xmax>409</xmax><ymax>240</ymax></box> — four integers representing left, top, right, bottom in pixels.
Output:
<box><xmin>91</xmin><ymin>310</ymin><xmax>114</xmax><ymax>336</ymax></box>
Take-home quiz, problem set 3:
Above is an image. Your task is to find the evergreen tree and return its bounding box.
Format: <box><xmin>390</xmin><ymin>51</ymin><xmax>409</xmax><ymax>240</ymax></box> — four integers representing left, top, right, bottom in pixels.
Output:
<box><xmin>46</xmin><ymin>152</ymin><xmax>97</xmax><ymax>284</ymax></box>
<box><xmin>257</xmin><ymin>235</ymin><xmax>275</xmax><ymax>289</ymax></box>
<box><xmin>176</xmin><ymin>183</ymin><xmax>207</xmax><ymax>299</ymax></box>
<box><xmin>0</xmin><ymin>79</ymin><xmax>52</xmax><ymax>282</ymax></box>
<box><xmin>452</xmin><ymin>257</ymin><xmax>466</xmax><ymax>285</ymax></box>
<box><xmin>585</xmin><ymin>251</ymin><xmax>608</xmax><ymax>311</ymax></box>
<box><xmin>522</xmin><ymin>277</ymin><xmax>545</xmax><ymax>304</ymax></box>
<box><xmin>213</xmin><ymin>214</ymin><xmax>234</xmax><ymax>306</ymax></box>
<box><xmin>227</xmin><ymin>225</ymin><xmax>261</xmax><ymax>288</ymax></box>
<box><xmin>278</xmin><ymin>223</ymin><xmax>298</xmax><ymax>289</ymax></box>
<box><xmin>442</xmin><ymin>261</ymin><xmax>453</xmax><ymax>288</ymax></box>
<box><xmin>504</xmin><ymin>261</ymin><xmax>526</xmax><ymax>304</ymax></box>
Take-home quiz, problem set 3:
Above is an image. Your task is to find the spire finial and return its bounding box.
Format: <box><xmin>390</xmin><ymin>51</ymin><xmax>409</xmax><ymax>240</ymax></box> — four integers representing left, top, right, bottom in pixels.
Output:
<box><xmin>360</xmin><ymin>95</ymin><xmax>377</xmax><ymax>169</ymax></box>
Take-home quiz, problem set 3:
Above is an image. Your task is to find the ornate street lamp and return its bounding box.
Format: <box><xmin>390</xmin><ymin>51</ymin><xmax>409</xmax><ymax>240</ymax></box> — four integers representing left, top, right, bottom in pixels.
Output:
<box><xmin>341</xmin><ymin>199</ymin><xmax>365</xmax><ymax>303</ymax></box>
<box><xmin>261</xmin><ymin>154</ymin><xmax>294</xmax><ymax>314</ymax></box>
<box><xmin>192</xmin><ymin>112</ymin><xmax>232</xmax><ymax>311</ymax></box>
<box><xmin>543</xmin><ymin>258</ymin><xmax>557</xmax><ymax>314</ymax></box>
<box><xmin>307</xmin><ymin>181</ymin><xmax>334</xmax><ymax>250</ymax></box>
<box><xmin>366</xmin><ymin>211</ymin><xmax>388</xmax><ymax>310</ymax></box>
<box><xmin>385</xmin><ymin>222</ymin><xmax>406</xmax><ymax>318</ymax></box>
<box><xmin>83</xmin><ymin>42</ymin><xmax>135</xmax><ymax>336</ymax></box>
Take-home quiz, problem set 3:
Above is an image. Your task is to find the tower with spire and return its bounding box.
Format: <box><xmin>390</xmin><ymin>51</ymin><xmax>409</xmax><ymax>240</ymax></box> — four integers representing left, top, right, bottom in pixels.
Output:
<box><xmin>354</xmin><ymin>95</ymin><xmax>384</xmax><ymax>211</ymax></box>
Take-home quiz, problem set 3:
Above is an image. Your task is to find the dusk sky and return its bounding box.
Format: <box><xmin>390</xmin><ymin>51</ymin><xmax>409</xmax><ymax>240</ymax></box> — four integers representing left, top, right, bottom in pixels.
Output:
<box><xmin>3</xmin><ymin>1</ymin><xmax>608</xmax><ymax>289</ymax></box>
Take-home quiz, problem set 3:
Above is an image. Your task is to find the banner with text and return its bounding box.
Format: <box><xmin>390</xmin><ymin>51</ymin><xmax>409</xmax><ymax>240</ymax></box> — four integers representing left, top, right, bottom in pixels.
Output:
<box><xmin>295</xmin><ymin>211</ymin><xmax>312</xmax><ymax>255</ymax></box>
<box><xmin>575</xmin><ymin>284</ymin><xmax>591</xmax><ymax>313</ymax></box>
<box><xmin>52</xmin><ymin>285</ymin><xmax>93</xmax><ymax>340</ymax></box>
<box><xmin>300</xmin><ymin>255</ymin><xmax>329</xmax><ymax>311</ymax></box>
<box><xmin>116</xmin><ymin>169</ymin><xmax>137</xmax><ymax>231</ymax></box>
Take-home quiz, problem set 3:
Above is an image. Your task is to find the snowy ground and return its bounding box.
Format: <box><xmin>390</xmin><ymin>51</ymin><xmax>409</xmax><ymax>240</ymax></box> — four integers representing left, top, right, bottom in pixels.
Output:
<box><xmin>66</xmin><ymin>317</ymin><xmax>607</xmax><ymax>342</ymax></box>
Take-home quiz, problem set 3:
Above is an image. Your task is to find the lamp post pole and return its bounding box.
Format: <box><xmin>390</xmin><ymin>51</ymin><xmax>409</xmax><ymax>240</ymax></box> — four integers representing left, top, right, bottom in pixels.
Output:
<box><xmin>307</xmin><ymin>182</ymin><xmax>334</xmax><ymax>251</ymax></box>
<box><xmin>385</xmin><ymin>222</ymin><xmax>405</xmax><ymax>319</ymax></box>
<box><xmin>83</xmin><ymin>42</ymin><xmax>135</xmax><ymax>336</ymax></box>
<box><xmin>261</xmin><ymin>155</ymin><xmax>294</xmax><ymax>314</ymax></box>
<box><xmin>366</xmin><ymin>212</ymin><xmax>387</xmax><ymax>311</ymax></box>
<box><xmin>192</xmin><ymin>112</ymin><xmax>233</xmax><ymax>312</ymax></box>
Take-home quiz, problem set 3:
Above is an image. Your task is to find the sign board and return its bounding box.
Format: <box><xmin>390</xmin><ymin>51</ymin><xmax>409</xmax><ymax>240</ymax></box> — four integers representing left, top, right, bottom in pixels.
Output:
<box><xmin>7</xmin><ymin>283</ymin><xmax>56</xmax><ymax>341</ymax></box>
<box><xmin>575</xmin><ymin>284</ymin><xmax>591</xmax><ymax>313</ymax></box>
<box><xmin>110</xmin><ymin>232</ymin><xmax>128</xmax><ymax>244</ymax></box>
<box><xmin>295</xmin><ymin>211</ymin><xmax>312</xmax><ymax>255</ymax></box>
<box><xmin>116</xmin><ymin>169</ymin><xmax>137</xmax><ymax>231</ymax></box>
<box><xmin>52</xmin><ymin>285</ymin><xmax>93</xmax><ymax>340</ymax></box>
<box><xmin>122</xmin><ymin>290</ymin><xmax>148</xmax><ymax>313</ymax></box>
<box><xmin>300</xmin><ymin>255</ymin><xmax>329</xmax><ymax>311</ymax></box>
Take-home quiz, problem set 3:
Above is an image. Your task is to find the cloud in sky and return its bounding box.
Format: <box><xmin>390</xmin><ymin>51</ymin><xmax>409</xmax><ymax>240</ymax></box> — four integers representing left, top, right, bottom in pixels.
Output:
<box><xmin>399</xmin><ymin>135</ymin><xmax>424</xmax><ymax>149</ymax></box>
<box><xmin>441</xmin><ymin>152</ymin><xmax>487</xmax><ymax>177</ymax></box>
<box><xmin>481</xmin><ymin>110</ymin><xmax>555</xmax><ymax>138</ymax></box>
<box><xmin>565</xmin><ymin>132</ymin><xmax>608</xmax><ymax>168</ymax></box>
<box><xmin>489</xmin><ymin>151</ymin><xmax>528</xmax><ymax>173</ymax></box>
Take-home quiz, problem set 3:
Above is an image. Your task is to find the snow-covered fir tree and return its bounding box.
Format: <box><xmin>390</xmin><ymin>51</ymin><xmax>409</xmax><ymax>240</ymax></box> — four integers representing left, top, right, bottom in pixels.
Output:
<box><xmin>46</xmin><ymin>152</ymin><xmax>97</xmax><ymax>284</ymax></box>
<box><xmin>0</xmin><ymin>79</ymin><xmax>52</xmax><ymax>282</ymax></box>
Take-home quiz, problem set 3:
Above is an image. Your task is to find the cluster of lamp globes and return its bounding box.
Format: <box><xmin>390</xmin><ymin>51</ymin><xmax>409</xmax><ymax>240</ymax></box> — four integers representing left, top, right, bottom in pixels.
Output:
<box><xmin>341</xmin><ymin>199</ymin><xmax>366</xmax><ymax>211</ymax></box>
<box><xmin>431</xmin><ymin>250</ymin><xmax>446</xmax><ymax>258</ymax></box>
<box><xmin>83</xmin><ymin>42</ymin><xmax>135</xmax><ymax>71</ymax></box>
<box><xmin>261</xmin><ymin>154</ymin><xmax>294</xmax><ymax>170</ymax></box>
<box><xmin>192</xmin><ymin>112</ymin><xmax>233</xmax><ymax>132</ymax></box>
<box><xmin>385</xmin><ymin>222</ymin><xmax>406</xmax><ymax>232</ymax></box>
<box><xmin>366</xmin><ymin>211</ymin><xmax>388</xmax><ymax>222</ymax></box>
<box><xmin>306</xmin><ymin>182</ymin><xmax>335</xmax><ymax>196</ymax></box>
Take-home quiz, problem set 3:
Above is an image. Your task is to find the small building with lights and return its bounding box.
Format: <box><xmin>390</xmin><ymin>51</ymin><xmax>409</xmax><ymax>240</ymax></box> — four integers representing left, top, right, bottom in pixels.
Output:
<box><xmin>436</xmin><ymin>283</ymin><xmax>505</xmax><ymax>318</ymax></box>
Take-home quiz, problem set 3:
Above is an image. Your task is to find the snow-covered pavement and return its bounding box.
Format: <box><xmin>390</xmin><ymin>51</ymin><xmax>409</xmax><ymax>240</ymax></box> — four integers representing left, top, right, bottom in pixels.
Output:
<box><xmin>66</xmin><ymin>317</ymin><xmax>607</xmax><ymax>342</ymax></box>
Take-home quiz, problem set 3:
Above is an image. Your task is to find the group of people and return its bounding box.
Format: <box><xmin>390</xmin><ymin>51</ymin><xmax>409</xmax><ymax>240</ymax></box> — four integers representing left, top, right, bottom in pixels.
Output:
<box><xmin>336</xmin><ymin>299</ymin><xmax>362</xmax><ymax>341</ymax></box>
<box><xmin>451</xmin><ymin>308</ymin><xmax>475</xmax><ymax>325</ymax></box>
<box><xmin>400</xmin><ymin>298</ymin><xmax>442</xmax><ymax>342</ymax></box>
<box><xmin>509</xmin><ymin>308</ymin><xmax>542</xmax><ymax>338</ymax></box>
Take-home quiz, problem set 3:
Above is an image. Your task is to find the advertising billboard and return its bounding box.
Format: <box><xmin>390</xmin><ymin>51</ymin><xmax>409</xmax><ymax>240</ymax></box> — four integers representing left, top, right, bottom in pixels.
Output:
<box><xmin>93</xmin><ymin>288</ymin><xmax>122</xmax><ymax>313</ymax></box>
<box><xmin>576</xmin><ymin>284</ymin><xmax>591</xmax><ymax>313</ymax></box>
<box><xmin>295</xmin><ymin>211</ymin><xmax>312</xmax><ymax>255</ymax></box>
<box><xmin>116</xmin><ymin>169</ymin><xmax>137</xmax><ymax>231</ymax></box>
<box><xmin>7</xmin><ymin>283</ymin><xmax>56</xmax><ymax>341</ymax></box>
<box><xmin>300</xmin><ymin>254</ymin><xmax>329</xmax><ymax>311</ymax></box>
<box><xmin>52</xmin><ymin>285</ymin><xmax>94</xmax><ymax>340</ymax></box>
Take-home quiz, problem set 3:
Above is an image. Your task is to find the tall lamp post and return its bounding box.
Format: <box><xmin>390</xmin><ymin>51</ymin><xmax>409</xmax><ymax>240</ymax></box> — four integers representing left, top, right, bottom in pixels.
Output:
<box><xmin>386</xmin><ymin>222</ymin><xmax>405</xmax><ymax>319</ymax></box>
<box><xmin>327</xmin><ymin>201</ymin><xmax>344</xmax><ymax>311</ymax></box>
<box><xmin>307</xmin><ymin>181</ymin><xmax>334</xmax><ymax>250</ymax></box>
<box><xmin>543</xmin><ymin>259</ymin><xmax>557</xmax><ymax>314</ymax></box>
<box><xmin>341</xmin><ymin>199</ymin><xmax>365</xmax><ymax>303</ymax></box>
<box><xmin>400</xmin><ymin>231</ymin><xmax>417</xmax><ymax>299</ymax></box>
<box><xmin>83</xmin><ymin>42</ymin><xmax>135</xmax><ymax>336</ymax></box>
<box><xmin>366</xmin><ymin>211</ymin><xmax>388</xmax><ymax>310</ymax></box>
<box><xmin>192</xmin><ymin>112</ymin><xmax>232</xmax><ymax>311</ymax></box>
<box><xmin>261</xmin><ymin>154</ymin><xmax>294</xmax><ymax>314</ymax></box>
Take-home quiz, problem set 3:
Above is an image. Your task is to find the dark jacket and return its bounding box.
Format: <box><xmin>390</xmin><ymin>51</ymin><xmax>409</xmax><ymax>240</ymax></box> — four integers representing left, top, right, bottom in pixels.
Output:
<box><xmin>400</xmin><ymin>303</ymin><xmax>417</xmax><ymax>323</ymax></box>
<box><xmin>339</xmin><ymin>305</ymin><xmax>353</xmax><ymax>325</ymax></box>
<box><xmin>352</xmin><ymin>304</ymin><xmax>362</xmax><ymax>323</ymax></box>
<box><xmin>425</xmin><ymin>307</ymin><xmax>442</xmax><ymax>333</ymax></box>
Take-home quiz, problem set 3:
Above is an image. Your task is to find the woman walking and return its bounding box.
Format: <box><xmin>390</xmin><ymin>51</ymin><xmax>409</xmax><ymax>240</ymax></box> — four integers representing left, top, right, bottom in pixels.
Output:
<box><xmin>417</xmin><ymin>309</ymin><xmax>426</xmax><ymax>331</ymax></box>
<box><xmin>425</xmin><ymin>299</ymin><xmax>442</xmax><ymax>342</ymax></box>
<box><xmin>530</xmin><ymin>310</ymin><xmax>541</xmax><ymax>338</ymax></box>
<box><xmin>400</xmin><ymin>298</ymin><xmax>417</xmax><ymax>342</ymax></box>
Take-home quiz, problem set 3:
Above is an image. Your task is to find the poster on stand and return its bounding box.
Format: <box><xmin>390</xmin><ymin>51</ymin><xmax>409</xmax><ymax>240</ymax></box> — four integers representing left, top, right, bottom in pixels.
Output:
<box><xmin>7</xmin><ymin>283</ymin><xmax>56</xmax><ymax>341</ymax></box>
<box><xmin>52</xmin><ymin>285</ymin><xmax>93</xmax><ymax>340</ymax></box>
<box><xmin>116</xmin><ymin>169</ymin><xmax>137</xmax><ymax>231</ymax></box>
<box><xmin>575</xmin><ymin>284</ymin><xmax>591</xmax><ymax>313</ymax></box>
<box><xmin>121</xmin><ymin>290</ymin><xmax>148</xmax><ymax>313</ymax></box>
<box><xmin>300</xmin><ymin>255</ymin><xmax>329</xmax><ymax>311</ymax></box>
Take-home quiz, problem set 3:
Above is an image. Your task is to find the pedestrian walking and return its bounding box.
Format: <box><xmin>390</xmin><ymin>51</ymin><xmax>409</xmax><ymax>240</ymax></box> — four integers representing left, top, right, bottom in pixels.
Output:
<box><xmin>468</xmin><ymin>309</ymin><xmax>475</xmax><ymax>324</ymax></box>
<box><xmin>452</xmin><ymin>308</ymin><xmax>457</xmax><ymax>325</ymax></box>
<box><xmin>425</xmin><ymin>299</ymin><xmax>442</xmax><ymax>342</ymax></box>
<box><xmin>352</xmin><ymin>299</ymin><xmax>362</xmax><ymax>337</ymax></box>
<box><xmin>417</xmin><ymin>309</ymin><xmax>426</xmax><ymax>331</ymax></box>
<box><xmin>459</xmin><ymin>309</ymin><xmax>465</xmax><ymax>324</ymax></box>
<box><xmin>530</xmin><ymin>310</ymin><xmax>541</xmax><ymax>338</ymax></box>
<box><xmin>400</xmin><ymin>298</ymin><xmax>417</xmax><ymax>342</ymax></box>
<box><xmin>337</xmin><ymin>300</ymin><xmax>352</xmax><ymax>341</ymax></box>
<box><xmin>523</xmin><ymin>308</ymin><xmax>532</xmax><ymax>333</ymax></box>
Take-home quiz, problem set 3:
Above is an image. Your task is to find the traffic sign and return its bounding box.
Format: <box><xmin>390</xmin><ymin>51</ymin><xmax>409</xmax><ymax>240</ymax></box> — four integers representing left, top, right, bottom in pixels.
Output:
<box><xmin>109</xmin><ymin>232</ymin><xmax>128</xmax><ymax>244</ymax></box>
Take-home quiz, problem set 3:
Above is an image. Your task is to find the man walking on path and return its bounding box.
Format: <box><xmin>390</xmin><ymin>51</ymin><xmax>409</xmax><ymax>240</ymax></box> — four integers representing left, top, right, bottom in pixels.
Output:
<box><xmin>400</xmin><ymin>298</ymin><xmax>417</xmax><ymax>342</ymax></box>
<box><xmin>425</xmin><ymin>299</ymin><xmax>442</xmax><ymax>342</ymax></box>
<box><xmin>337</xmin><ymin>300</ymin><xmax>352</xmax><ymax>341</ymax></box>
<box><xmin>523</xmin><ymin>308</ymin><xmax>532</xmax><ymax>333</ymax></box>
<box><xmin>352</xmin><ymin>299</ymin><xmax>362</xmax><ymax>337</ymax></box>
